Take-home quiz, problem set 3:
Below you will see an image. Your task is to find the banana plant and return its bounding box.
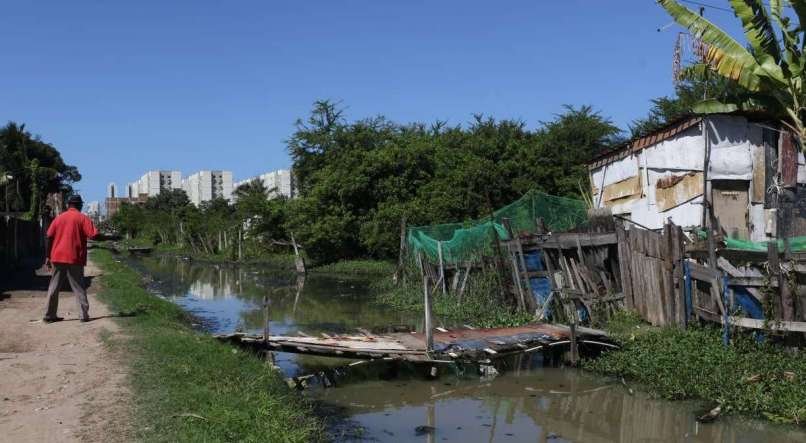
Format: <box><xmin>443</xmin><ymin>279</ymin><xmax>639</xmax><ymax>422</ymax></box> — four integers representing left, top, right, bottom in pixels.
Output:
<box><xmin>658</xmin><ymin>0</ymin><xmax>806</xmax><ymax>152</ymax></box>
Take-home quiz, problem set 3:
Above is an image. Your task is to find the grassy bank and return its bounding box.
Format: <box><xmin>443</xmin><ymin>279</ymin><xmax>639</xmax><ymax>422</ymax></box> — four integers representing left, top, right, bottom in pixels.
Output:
<box><xmin>373</xmin><ymin>268</ymin><xmax>533</xmax><ymax>328</ymax></box>
<box><xmin>92</xmin><ymin>249</ymin><xmax>323</xmax><ymax>442</ymax></box>
<box><xmin>118</xmin><ymin>239</ymin><xmax>397</xmax><ymax>275</ymax></box>
<box><xmin>309</xmin><ymin>259</ymin><xmax>396</xmax><ymax>276</ymax></box>
<box><xmin>585</xmin><ymin>311</ymin><xmax>806</xmax><ymax>425</ymax></box>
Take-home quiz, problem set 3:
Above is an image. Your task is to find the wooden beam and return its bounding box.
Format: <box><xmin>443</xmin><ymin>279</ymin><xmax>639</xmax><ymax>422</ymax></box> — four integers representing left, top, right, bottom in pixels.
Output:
<box><xmin>521</xmin><ymin>232</ymin><xmax>617</xmax><ymax>249</ymax></box>
<box><xmin>724</xmin><ymin>317</ymin><xmax>806</xmax><ymax>333</ymax></box>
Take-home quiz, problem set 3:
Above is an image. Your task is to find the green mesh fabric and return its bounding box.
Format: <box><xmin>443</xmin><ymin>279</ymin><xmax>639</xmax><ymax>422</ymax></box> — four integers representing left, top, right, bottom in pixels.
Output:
<box><xmin>724</xmin><ymin>236</ymin><xmax>806</xmax><ymax>252</ymax></box>
<box><xmin>407</xmin><ymin>190</ymin><xmax>588</xmax><ymax>264</ymax></box>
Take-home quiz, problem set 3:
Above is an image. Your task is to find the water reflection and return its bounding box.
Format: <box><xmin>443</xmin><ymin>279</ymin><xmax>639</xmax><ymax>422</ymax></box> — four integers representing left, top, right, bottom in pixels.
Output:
<box><xmin>316</xmin><ymin>367</ymin><xmax>806</xmax><ymax>443</ymax></box>
<box><xmin>132</xmin><ymin>255</ymin><xmax>806</xmax><ymax>443</ymax></box>
<box><xmin>133</xmin><ymin>255</ymin><xmax>422</xmax><ymax>375</ymax></box>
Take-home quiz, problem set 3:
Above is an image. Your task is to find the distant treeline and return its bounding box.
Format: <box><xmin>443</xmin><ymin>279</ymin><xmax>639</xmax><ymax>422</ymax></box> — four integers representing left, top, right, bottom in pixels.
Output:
<box><xmin>113</xmin><ymin>75</ymin><xmax>726</xmax><ymax>263</ymax></box>
<box><xmin>112</xmin><ymin>101</ymin><xmax>620</xmax><ymax>262</ymax></box>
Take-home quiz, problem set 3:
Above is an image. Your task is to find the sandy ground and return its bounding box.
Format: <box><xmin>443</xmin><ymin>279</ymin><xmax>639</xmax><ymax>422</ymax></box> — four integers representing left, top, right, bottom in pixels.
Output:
<box><xmin>0</xmin><ymin>260</ymin><xmax>130</xmax><ymax>442</ymax></box>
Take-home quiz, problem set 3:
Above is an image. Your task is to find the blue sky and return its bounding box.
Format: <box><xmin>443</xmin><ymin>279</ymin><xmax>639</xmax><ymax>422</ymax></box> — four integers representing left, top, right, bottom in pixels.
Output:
<box><xmin>1</xmin><ymin>1</ymin><xmax>747</xmax><ymax>204</ymax></box>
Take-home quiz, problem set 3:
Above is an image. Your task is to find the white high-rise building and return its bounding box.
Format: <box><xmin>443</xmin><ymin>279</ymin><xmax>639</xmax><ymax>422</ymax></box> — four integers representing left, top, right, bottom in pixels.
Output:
<box><xmin>85</xmin><ymin>201</ymin><xmax>100</xmax><ymax>219</ymax></box>
<box><xmin>182</xmin><ymin>170</ymin><xmax>233</xmax><ymax>206</ymax></box>
<box><xmin>107</xmin><ymin>182</ymin><xmax>117</xmax><ymax>199</ymax></box>
<box><xmin>132</xmin><ymin>170</ymin><xmax>182</xmax><ymax>197</ymax></box>
<box><xmin>233</xmin><ymin>169</ymin><xmax>295</xmax><ymax>200</ymax></box>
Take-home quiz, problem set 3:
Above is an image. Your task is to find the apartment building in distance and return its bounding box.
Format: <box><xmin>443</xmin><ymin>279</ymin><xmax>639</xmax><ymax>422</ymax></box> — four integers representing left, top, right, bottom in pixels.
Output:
<box><xmin>129</xmin><ymin>170</ymin><xmax>182</xmax><ymax>197</ymax></box>
<box><xmin>233</xmin><ymin>169</ymin><xmax>296</xmax><ymax>199</ymax></box>
<box><xmin>182</xmin><ymin>170</ymin><xmax>233</xmax><ymax>206</ymax></box>
<box><xmin>85</xmin><ymin>201</ymin><xmax>100</xmax><ymax>222</ymax></box>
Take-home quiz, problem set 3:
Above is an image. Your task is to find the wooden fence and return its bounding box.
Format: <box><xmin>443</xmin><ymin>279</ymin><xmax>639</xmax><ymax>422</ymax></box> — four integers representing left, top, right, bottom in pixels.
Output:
<box><xmin>505</xmin><ymin>218</ymin><xmax>806</xmax><ymax>333</ymax></box>
<box><xmin>616</xmin><ymin>223</ymin><xmax>686</xmax><ymax>327</ymax></box>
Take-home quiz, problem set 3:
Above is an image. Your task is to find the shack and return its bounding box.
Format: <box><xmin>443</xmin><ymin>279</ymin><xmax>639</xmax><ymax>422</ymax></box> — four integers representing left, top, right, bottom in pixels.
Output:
<box><xmin>588</xmin><ymin>114</ymin><xmax>806</xmax><ymax>240</ymax></box>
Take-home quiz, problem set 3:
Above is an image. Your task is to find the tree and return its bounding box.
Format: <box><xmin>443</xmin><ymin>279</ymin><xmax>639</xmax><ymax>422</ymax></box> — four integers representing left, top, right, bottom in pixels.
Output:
<box><xmin>0</xmin><ymin>122</ymin><xmax>80</xmax><ymax>215</ymax></box>
<box><xmin>658</xmin><ymin>0</ymin><xmax>806</xmax><ymax>152</ymax></box>
<box><xmin>284</xmin><ymin>101</ymin><xmax>621</xmax><ymax>263</ymax></box>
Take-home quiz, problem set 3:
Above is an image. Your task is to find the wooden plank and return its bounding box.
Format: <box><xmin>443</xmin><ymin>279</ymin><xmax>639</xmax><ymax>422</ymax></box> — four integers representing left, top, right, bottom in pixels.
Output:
<box><xmin>656</xmin><ymin>172</ymin><xmax>704</xmax><ymax>212</ymax></box>
<box><xmin>653</xmin><ymin>257</ymin><xmax>667</xmax><ymax>326</ymax></box>
<box><xmin>671</xmin><ymin>224</ymin><xmax>685</xmax><ymax>326</ymax></box>
<box><xmin>722</xmin><ymin>317</ymin><xmax>806</xmax><ymax>333</ymax></box>
<box><xmin>751</xmin><ymin>145</ymin><xmax>766</xmax><ymax>203</ymax></box>
<box><xmin>616</xmin><ymin>223</ymin><xmax>634</xmax><ymax>310</ymax></box>
<box><xmin>780</xmin><ymin>130</ymin><xmax>798</xmax><ymax>187</ymax></box>
<box><xmin>687</xmin><ymin>262</ymin><xmax>719</xmax><ymax>282</ymax></box>
<box><xmin>662</xmin><ymin>224</ymin><xmax>674</xmax><ymax>326</ymax></box>
<box><xmin>523</xmin><ymin>232</ymin><xmax>617</xmax><ymax>249</ymax></box>
<box><xmin>728</xmin><ymin>276</ymin><xmax>777</xmax><ymax>287</ymax></box>
<box><xmin>718</xmin><ymin>257</ymin><xmax>764</xmax><ymax>302</ymax></box>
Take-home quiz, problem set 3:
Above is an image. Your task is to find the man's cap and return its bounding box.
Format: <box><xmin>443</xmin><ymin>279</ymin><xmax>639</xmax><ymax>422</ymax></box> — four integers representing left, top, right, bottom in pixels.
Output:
<box><xmin>67</xmin><ymin>195</ymin><xmax>83</xmax><ymax>205</ymax></box>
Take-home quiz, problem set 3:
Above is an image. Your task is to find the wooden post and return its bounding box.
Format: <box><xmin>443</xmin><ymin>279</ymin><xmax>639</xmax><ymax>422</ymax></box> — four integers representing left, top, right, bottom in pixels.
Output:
<box><xmin>781</xmin><ymin>240</ymin><xmax>794</xmax><ymax>322</ymax></box>
<box><xmin>721</xmin><ymin>275</ymin><xmax>730</xmax><ymax>346</ymax></box>
<box><xmin>504</xmin><ymin>218</ymin><xmax>536</xmax><ymax>313</ymax></box>
<box><xmin>263</xmin><ymin>295</ymin><xmax>270</xmax><ymax>344</ymax></box>
<box><xmin>290</xmin><ymin>232</ymin><xmax>306</xmax><ymax>274</ymax></box>
<box><xmin>437</xmin><ymin>241</ymin><xmax>446</xmax><ymax>295</ymax></box>
<box><xmin>569</xmin><ymin>322</ymin><xmax>578</xmax><ymax>366</ymax></box>
<box><xmin>508</xmin><ymin>245</ymin><xmax>526</xmax><ymax>312</ymax></box>
<box><xmin>662</xmin><ymin>222</ymin><xmax>676</xmax><ymax>327</ymax></box>
<box><xmin>418</xmin><ymin>252</ymin><xmax>434</xmax><ymax>353</ymax></box>
<box><xmin>616</xmin><ymin>222</ymin><xmax>634</xmax><ymax>310</ymax></box>
<box><xmin>705</xmin><ymin>207</ymin><xmax>727</xmax><ymax>321</ymax></box>
<box><xmin>767</xmin><ymin>241</ymin><xmax>783</xmax><ymax>321</ymax></box>
<box><xmin>238</xmin><ymin>228</ymin><xmax>243</xmax><ymax>261</ymax></box>
<box><xmin>502</xmin><ymin>218</ymin><xmax>526</xmax><ymax>311</ymax></box>
<box><xmin>701</xmin><ymin>116</ymin><xmax>711</xmax><ymax>227</ymax></box>
<box><xmin>457</xmin><ymin>263</ymin><xmax>471</xmax><ymax>304</ymax></box>
<box><xmin>671</xmin><ymin>224</ymin><xmax>686</xmax><ymax>327</ymax></box>
<box><xmin>534</xmin><ymin>218</ymin><xmax>560</xmax><ymax>320</ymax></box>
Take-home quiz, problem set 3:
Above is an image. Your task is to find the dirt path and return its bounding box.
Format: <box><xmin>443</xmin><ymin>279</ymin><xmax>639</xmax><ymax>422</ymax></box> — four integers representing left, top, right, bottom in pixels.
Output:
<box><xmin>0</xmin><ymin>260</ymin><xmax>129</xmax><ymax>442</ymax></box>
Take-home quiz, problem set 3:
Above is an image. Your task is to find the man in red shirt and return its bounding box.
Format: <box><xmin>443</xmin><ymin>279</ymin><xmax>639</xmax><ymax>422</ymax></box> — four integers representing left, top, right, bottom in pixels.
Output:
<box><xmin>43</xmin><ymin>194</ymin><xmax>98</xmax><ymax>323</ymax></box>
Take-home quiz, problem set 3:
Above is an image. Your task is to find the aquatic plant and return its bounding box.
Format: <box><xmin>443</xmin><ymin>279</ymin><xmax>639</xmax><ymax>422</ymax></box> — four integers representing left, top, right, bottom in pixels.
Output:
<box><xmin>585</xmin><ymin>313</ymin><xmax>806</xmax><ymax>425</ymax></box>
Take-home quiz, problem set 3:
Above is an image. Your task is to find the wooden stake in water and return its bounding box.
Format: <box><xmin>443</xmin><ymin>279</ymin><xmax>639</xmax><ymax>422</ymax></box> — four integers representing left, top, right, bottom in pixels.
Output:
<box><xmin>437</xmin><ymin>241</ymin><xmax>446</xmax><ymax>295</ymax></box>
<box><xmin>419</xmin><ymin>252</ymin><xmax>434</xmax><ymax>353</ymax></box>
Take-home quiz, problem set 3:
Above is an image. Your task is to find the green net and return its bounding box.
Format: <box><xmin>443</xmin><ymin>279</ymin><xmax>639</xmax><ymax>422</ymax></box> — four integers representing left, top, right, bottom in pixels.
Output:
<box><xmin>407</xmin><ymin>190</ymin><xmax>588</xmax><ymax>264</ymax></box>
<box><xmin>724</xmin><ymin>236</ymin><xmax>806</xmax><ymax>252</ymax></box>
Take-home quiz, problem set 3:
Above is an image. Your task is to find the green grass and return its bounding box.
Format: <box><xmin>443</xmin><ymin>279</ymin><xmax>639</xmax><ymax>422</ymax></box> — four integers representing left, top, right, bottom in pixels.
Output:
<box><xmin>310</xmin><ymin>259</ymin><xmax>396</xmax><ymax>276</ymax></box>
<box><xmin>92</xmin><ymin>249</ymin><xmax>323</xmax><ymax>442</ymax></box>
<box><xmin>585</xmin><ymin>311</ymin><xmax>806</xmax><ymax>425</ymax></box>
<box><xmin>373</xmin><ymin>268</ymin><xmax>533</xmax><ymax>328</ymax></box>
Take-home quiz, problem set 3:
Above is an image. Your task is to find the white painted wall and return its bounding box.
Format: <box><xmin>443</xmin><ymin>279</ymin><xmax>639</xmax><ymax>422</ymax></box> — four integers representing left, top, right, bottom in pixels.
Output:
<box><xmin>591</xmin><ymin>115</ymin><xmax>769</xmax><ymax>233</ymax></box>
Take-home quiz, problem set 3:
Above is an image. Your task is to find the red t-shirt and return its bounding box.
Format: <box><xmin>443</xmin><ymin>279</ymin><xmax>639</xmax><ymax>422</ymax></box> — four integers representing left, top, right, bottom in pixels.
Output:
<box><xmin>46</xmin><ymin>208</ymin><xmax>98</xmax><ymax>265</ymax></box>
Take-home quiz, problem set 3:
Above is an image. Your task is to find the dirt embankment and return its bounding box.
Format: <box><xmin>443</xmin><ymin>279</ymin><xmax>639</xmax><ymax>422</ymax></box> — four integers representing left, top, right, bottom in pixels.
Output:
<box><xmin>0</xmin><ymin>261</ymin><xmax>129</xmax><ymax>442</ymax></box>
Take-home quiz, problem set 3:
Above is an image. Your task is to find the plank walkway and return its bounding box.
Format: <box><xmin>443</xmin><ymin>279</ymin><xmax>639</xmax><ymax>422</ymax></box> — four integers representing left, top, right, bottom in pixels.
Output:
<box><xmin>215</xmin><ymin>323</ymin><xmax>613</xmax><ymax>362</ymax></box>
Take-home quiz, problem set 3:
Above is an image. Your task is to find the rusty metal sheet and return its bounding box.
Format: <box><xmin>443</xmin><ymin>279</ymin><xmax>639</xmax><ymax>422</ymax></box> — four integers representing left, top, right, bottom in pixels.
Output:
<box><xmin>751</xmin><ymin>145</ymin><xmax>766</xmax><ymax>203</ymax></box>
<box><xmin>655</xmin><ymin>172</ymin><xmax>703</xmax><ymax>212</ymax></box>
<box><xmin>601</xmin><ymin>175</ymin><xmax>641</xmax><ymax>202</ymax></box>
<box><xmin>781</xmin><ymin>131</ymin><xmax>798</xmax><ymax>187</ymax></box>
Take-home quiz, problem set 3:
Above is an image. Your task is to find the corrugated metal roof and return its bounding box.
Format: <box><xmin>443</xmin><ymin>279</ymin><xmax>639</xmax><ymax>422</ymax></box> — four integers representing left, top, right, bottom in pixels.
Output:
<box><xmin>589</xmin><ymin>116</ymin><xmax>702</xmax><ymax>170</ymax></box>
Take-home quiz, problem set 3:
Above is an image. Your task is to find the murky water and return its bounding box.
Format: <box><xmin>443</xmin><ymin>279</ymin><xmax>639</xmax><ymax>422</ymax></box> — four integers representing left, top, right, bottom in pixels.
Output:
<box><xmin>132</xmin><ymin>255</ymin><xmax>806</xmax><ymax>442</ymax></box>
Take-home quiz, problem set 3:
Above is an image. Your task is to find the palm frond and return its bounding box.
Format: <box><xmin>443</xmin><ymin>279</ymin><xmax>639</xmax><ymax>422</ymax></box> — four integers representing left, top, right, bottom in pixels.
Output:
<box><xmin>658</xmin><ymin>0</ymin><xmax>772</xmax><ymax>90</ymax></box>
<box><xmin>729</xmin><ymin>1</ymin><xmax>782</xmax><ymax>64</ymax></box>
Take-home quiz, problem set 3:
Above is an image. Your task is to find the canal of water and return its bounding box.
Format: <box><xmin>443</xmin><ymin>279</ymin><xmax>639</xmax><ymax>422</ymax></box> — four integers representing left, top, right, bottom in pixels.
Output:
<box><xmin>130</xmin><ymin>255</ymin><xmax>806</xmax><ymax>442</ymax></box>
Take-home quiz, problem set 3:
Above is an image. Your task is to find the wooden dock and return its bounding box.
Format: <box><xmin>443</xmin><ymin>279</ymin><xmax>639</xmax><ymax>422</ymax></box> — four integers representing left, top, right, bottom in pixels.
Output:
<box><xmin>216</xmin><ymin>323</ymin><xmax>613</xmax><ymax>362</ymax></box>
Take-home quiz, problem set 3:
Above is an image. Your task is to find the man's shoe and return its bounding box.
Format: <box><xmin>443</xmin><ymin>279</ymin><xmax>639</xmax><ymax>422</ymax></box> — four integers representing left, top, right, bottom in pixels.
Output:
<box><xmin>80</xmin><ymin>318</ymin><xmax>91</xmax><ymax>323</ymax></box>
<box><xmin>42</xmin><ymin>317</ymin><xmax>64</xmax><ymax>323</ymax></box>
